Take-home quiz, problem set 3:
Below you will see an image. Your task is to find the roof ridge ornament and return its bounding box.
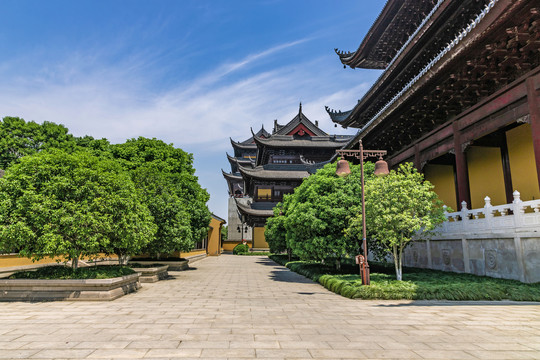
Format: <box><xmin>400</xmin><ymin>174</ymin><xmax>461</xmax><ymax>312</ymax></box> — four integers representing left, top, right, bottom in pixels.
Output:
<box><xmin>299</xmin><ymin>102</ymin><xmax>302</xmax><ymax>115</ymax></box>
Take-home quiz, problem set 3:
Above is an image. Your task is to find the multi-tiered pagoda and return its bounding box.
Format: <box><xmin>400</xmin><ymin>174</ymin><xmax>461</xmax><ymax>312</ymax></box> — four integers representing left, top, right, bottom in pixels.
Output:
<box><xmin>223</xmin><ymin>104</ymin><xmax>352</xmax><ymax>250</ymax></box>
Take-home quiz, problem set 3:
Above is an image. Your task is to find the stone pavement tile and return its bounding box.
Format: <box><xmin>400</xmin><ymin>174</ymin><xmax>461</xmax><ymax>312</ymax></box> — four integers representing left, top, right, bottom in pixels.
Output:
<box><xmin>466</xmin><ymin>350</ymin><xmax>540</xmax><ymax>359</ymax></box>
<box><xmin>0</xmin><ymin>341</ymin><xmax>29</xmax><ymax>349</ymax></box>
<box><xmin>475</xmin><ymin>342</ymin><xmax>538</xmax><ymax>351</ymax></box>
<box><xmin>12</xmin><ymin>334</ymin><xmax>72</xmax><ymax>343</ymax></box>
<box><xmin>229</xmin><ymin>340</ymin><xmax>280</xmax><ymax>349</ymax></box>
<box><xmin>208</xmin><ymin>334</ymin><xmax>254</xmax><ymax>341</ymax></box>
<box><xmin>376</xmin><ymin>342</ymin><xmax>432</xmax><ymax>350</ymax></box>
<box><xmin>126</xmin><ymin>340</ymin><xmax>180</xmax><ymax>349</ymax></box>
<box><xmin>255</xmin><ymin>334</ymin><xmax>301</xmax><ymax>341</ymax></box>
<box><xmin>144</xmin><ymin>348</ymin><xmax>202</xmax><ymax>358</ymax></box>
<box><xmin>112</xmin><ymin>334</ymin><xmax>162</xmax><ymax>341</ymax></box>
<box><xmin>18</xmin><ymin>341</ymin><xmax>80</xmax><ymax>350</ymax></box>
<box><xmin>412</xmin><ymin>349</ymin><xmax>478</xmax><ymax>359</ymax></box>
<box><xmin>298</xmin><ymin>334</ymin><xmax>349</xmax><ymax>342</ymax></box>
<box><xmin>201</xmin><ymin>348</ymin><xmax>255</xmax><ymax>358</ymax></box>
<box><xmin>231</xmin><ymin>327</ymin><xmax>276</xmax><ymax>335</ymax></box>
<box><xmin>0</xmin><ymin>349</ymin><xmax>39</xmax><ymax>359</ymax></box>
<box><xmin>29</xmin><ymin>349</ymin><xmax>94</xmax><ymax>358</ymax></box>
<box><xmin>309</xmin><ymin>349</ymin><xmax>365</xmax><ymax>359</ymax></box>
<box><xmin>87</xmin><ymin>349</ymin><xmax>149</xmax><ymax>358</ymax></box>
<box><xmin>361</xmin><ymin>349</ymin><xmax>421</xmax><ymax>359</ymax></box>
<box><xmin>425</xmin><ymin>342</ymin><xmax>483</xmax><ymax>351</ymax></box>
<box><xmin>187</xmin><ymin>328</ymin><xmax>231</xmax><ymax>335</ymax></box>
<box><xmin>178</xmin><ymin>340</ymin><xmax>229</xmax><ymax>349</ymax></box>
<box><xmin>278</xmin><ymin>341</ymin><xmax>331</xmax><ymax>349</ymax></box>
<box><xmin>0</xmin><ymin>334</ymin><xmax>24</xmax><ymax>341</ymax></box>
<box><xmin>160</xmin><ymin>334</ymin><xmax>209</xmax><ymax>341</ymax></box>
<box><xmin>256</xmin><ymin>349</ymin><xmax>312</xmax><ymax>358</ymax></box>
<box><xmin>329</xmin><ymin>341</ymin><xmax>384</xmax><ymax>350</ymax></box>
<box><xmin>73</xmin><ymin>341</ymin><xmax>130</xmax><ymax>349</ymax></box>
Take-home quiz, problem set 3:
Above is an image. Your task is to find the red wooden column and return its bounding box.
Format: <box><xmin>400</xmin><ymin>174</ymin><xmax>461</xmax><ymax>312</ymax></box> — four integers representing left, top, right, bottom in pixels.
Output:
<box><xmin>526</xmin><ymin>77</ymin><xmax>540</xmax><ymax>191</ymax></box>
<box><xmin>453</xmin><ymin>121</ymin><xmax>471</xmax><ymax>208</ymax></box>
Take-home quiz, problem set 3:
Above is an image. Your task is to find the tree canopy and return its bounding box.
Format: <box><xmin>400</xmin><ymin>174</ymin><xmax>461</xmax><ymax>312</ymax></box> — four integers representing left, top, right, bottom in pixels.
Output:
<box><xmin>265</xmin><ymin>161</ymin><xmax>375</xmax><ymax>266</ymax></box>
<box><xmin>111</xmin><ymin>137</ymin><xmax>211</xmax><ymax>257</ymax></box>
<box><xmin>0</xmin><ymin>149</ymin><xmax>156</xmax><ymax>268</ymax></box>
<box><xmin>347</xmin><ymin>163</ymin><xmax>446</xmax><ymax>280</ymax></box>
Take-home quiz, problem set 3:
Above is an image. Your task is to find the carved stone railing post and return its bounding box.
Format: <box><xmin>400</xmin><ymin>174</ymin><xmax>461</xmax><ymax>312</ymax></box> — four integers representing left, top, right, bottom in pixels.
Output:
<box><xmin>460</xmin><ymin>201</ymin><xmax>469</xmax><ymax>232</ymax></box>
<box><xmin>442</xmin><ymin>205</ymin><xmax>449</xmax><ymax>232</ymax></box>
<box><xmin>513</xmin><ymin>190</ymin><xmax>523</xmax><ymax>227</ymax></box>
<box><xmin>484</xmin><ymin>196</ymin><xmax>493</xmax><ymax>229</ymax></box>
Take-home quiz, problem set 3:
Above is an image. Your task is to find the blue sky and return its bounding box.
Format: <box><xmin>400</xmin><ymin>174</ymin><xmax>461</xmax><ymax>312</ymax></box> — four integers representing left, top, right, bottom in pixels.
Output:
<box><xmin>0</xmin><ymin>0</ymin><xmax>385</xmax><ymax>219</ymax></box>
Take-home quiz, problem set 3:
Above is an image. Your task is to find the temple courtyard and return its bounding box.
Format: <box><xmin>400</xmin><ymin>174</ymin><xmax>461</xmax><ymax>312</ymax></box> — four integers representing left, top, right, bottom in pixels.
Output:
<box><xmin>1</xmin><ymin>255</ymin><xmax>539</xmax><ymax>360</ymax></box>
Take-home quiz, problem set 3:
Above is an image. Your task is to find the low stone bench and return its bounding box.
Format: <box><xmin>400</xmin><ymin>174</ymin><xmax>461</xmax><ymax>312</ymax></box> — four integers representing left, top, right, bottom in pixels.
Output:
<box><xmin>0</xmin><ymin>273</ymin><xmax>141</xmax><ymax>301</ymax></box>
<box><xmin>131</xmin><ymin>260</ymin><xmax>189</xmax><ymax>271</ymax></box>
<box><xmin>129</xmin><ymin>265</ymin><xmax>169</xmax><ymax>283</ymax></box>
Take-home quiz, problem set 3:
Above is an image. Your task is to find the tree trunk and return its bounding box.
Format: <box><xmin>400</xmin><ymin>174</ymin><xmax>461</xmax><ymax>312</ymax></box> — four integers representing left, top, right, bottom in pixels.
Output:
<box><xmin>335</xmin><ymin>257</ymin><xmax>341</xmax><ymax>271</ymax></box>
<box><xmin>287</xmin><ymin>248</ymin><xmax>292</xmax><ymax>262</ymax></box>
<box><xmin>72</xmin><ymin>257</ymin><xmax>79</xmax><ymax>270</ymax></box>
<box><xmin>392</xmin><ymin>246</ymin><xmax>402</xmax><ymax>281</ymax></box>
<box><xmin>118</xmin><ymin>254</ymin><xmax>128</xmax><ymax>265</ymax></box>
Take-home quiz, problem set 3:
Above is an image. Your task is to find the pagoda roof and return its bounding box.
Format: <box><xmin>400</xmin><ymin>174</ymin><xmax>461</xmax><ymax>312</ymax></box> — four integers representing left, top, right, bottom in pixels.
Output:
<box><xmin>230</xmin><ymin>137</ymin><xmax>257</xmax><ymax>150</ymax></box>
<box><xmin>226</xmin><ymin>153</ymin><xmax>255</xmax><ymax>168</ymax></box>
<box><xmin>231</xmin><ymin>125</ymin><xmax>271</xmax><ymax>150</ymax></box>
<box><xmin>235</xmin><ymin>200</ymin><xmax>274</xmax><ymax>218</ymax></box>
<box><xmin>335</xmin><ymin>0</ymin><xmax>438</xmax><ymax>69</ymax></box>
<box><xmin>329</xmin><ymin>0</ymin><xmax>540</xmax><ymax>158</ymax></box>
<box><xmin>329</xmin><ymin>0</ymin><xmax>508</xmax><ymax>130</ymax></box>
<box><xmin>325</xmin><ymin>107</ymin><xmax>354</xmax><ymax>125</ymax></box>
<box><xmin>221</xmin><ymin>169</ymin><xmax>243</xmax><ymax>181</ymax></box>
<box><xmin>273</xmin><ymin>103</ymin><xmax>328</xmax><ymax>136</ymax></box>
<box><xmin>238</xmin><ymin>165</ymin><xmax>310</xmax><ymax>181</ymax></box>
<box><xmin>252</xmin><ymin>132</ymin><xmax>351</xmax><ymax>149</ymax></box>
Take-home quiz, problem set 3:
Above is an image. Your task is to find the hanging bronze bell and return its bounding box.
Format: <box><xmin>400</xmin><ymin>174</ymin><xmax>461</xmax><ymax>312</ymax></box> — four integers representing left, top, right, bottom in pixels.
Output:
<box><xmin>374</xmin><ymin>159</ymin><xmax>389</xmax><ymax>177</ymax></box>
<box><xmin>335</xmin><ymin>159</ymin><xmax>351</xmax><ymax>177</ymax></box>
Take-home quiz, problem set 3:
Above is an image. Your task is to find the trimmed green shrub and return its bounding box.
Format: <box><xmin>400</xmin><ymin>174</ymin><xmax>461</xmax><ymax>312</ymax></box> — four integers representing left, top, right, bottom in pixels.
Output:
<box><xmin>233</xmin><ymin>243</ymin><xmax>250</xmax><ymax>255</ymax></box>
<box><xmin>9</xmin><ymin>265</ymin><xmax>135</xmax><ymax>280</ymax></box>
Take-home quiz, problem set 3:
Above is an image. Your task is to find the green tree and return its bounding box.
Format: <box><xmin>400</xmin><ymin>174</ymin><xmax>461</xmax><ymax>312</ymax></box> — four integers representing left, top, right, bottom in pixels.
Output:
<box><xmin>275</xmin><ymin>162</ymin><xmax>375</xmax><ymax>268</ymax></box>
<box><xmin>221</xmin><ymin>225</ymin><xmax>228</xmax><ymax>242</ymax></box>
<box><xmin>0</xmin><ymin>149</ymin><xmax>155</xmax><ymax>268</ymax></box>
<box><xmin>348</xmin><ymin>163</ymin><xmax>446</xmax><ymax>280</ymax></box>
<box><xmin>111</xmin><ymin>138</ymin><xmax>211</xmax><ymax>257</ymax></box>
<box><xmin>265</xmin><ymin>203</ymin><xmax>288</xmax><ymax>255</ymax></box>
<box><xmin>0</xmin><ymin>117</ymin><xmax>78</xmax><ymax>169</ymax></box>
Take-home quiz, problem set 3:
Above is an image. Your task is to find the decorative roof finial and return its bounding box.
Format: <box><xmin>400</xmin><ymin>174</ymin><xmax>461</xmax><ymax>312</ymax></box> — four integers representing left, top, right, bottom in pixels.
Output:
<box><xmin>299</xmin><ymin>102</ymin><xmax>302</xmax><ymax>114</ymax></box>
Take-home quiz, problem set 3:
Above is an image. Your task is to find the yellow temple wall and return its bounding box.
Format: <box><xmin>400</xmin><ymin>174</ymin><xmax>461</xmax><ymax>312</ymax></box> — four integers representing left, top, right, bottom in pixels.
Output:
<box><xmin>253</xmin><ymin>227</ymin><xmax>269</xmax><ymax>249</ymax></box>
<box><xmin>0</xmin><ymin>253</ymin><xmax>117</xmax><ymax>268</ymax></box>
<box><xmin>206</xmin><ymin>217</ymin><xmax>224</xmax><ymax>256</ymax></box>
<box><xmin>506</xmin><ymin>124</ymin><xmax>540</xmax><ymax>201</ymax></box>
<box><xmin>424</xmin><ymin>164</ymin><xmax>457</xmax><ymax>211</ymax></box>
<box><xmin>467</xmin><ymin>146</ymin><xmax>507</xmax><ymax>208</ymax></box>
<box><xmin>222</xmin><ymin>241</ymin><xmax>252</xmax><ymax>251</ymax></box>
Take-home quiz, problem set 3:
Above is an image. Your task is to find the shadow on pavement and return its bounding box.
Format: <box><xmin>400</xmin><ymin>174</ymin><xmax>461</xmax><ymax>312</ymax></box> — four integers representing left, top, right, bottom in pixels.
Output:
<box><xmin>375</xmin><ymin>301</ymin><xmax>540</xmax><ymax>307</ymax></box>
<box><xmin>255</xmin><ymin>257</ymin><xmax>317</xmax><ymax>285</ymax></box>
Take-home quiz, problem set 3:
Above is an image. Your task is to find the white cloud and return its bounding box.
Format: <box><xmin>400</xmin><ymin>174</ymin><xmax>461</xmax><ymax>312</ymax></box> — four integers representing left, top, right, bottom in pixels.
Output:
<box><xmin>0</xmin><ymin>39</ymin><xmax>375</xmax><ymax>219</ymax></box>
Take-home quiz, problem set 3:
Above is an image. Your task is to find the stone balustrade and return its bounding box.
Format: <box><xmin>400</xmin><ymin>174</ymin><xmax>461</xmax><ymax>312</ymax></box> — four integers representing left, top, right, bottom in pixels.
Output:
<box><xmin>403</xmin><ymin>190</ymin><xmax>539</xmax><ymax>283</ymax></box>
<box><xmin>440</xmin><ymin>191</ymin><xmax>540</xmax><ymax>235</ymax></box>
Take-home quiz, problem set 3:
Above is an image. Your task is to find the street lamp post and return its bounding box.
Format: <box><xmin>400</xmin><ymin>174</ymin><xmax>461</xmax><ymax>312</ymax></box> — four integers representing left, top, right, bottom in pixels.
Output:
<box><xmin>237</xmin><ymin>224</ymin><xmax>249</xmax><ymax>245</ymax></box>
<box><xmin>336</xmin><ymin>140</ymin><xmax>388</xmax><ymax>285</ymax></box>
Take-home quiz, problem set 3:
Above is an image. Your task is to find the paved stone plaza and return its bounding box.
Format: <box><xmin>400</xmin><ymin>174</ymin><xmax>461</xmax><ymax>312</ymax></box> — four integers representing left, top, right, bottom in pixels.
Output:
<box><xmin>1</xmin><ymin>255</ymin><xmax>539</xmax><ymax>359</ymax></box>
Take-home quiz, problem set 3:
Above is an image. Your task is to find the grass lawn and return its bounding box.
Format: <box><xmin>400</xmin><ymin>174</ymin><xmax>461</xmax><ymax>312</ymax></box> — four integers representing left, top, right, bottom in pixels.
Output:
<box><xmin>9</xmin><ymin>265</ymin><xmax>136</xmax><ymax>280</ymax></box>
<box><xmin>269</xmin><ymin>254</ymin><xmax>540</xmax><ymax>301</ymax></box>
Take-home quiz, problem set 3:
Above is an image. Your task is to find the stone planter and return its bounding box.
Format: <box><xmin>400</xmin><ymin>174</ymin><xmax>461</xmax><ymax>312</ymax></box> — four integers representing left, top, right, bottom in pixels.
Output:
<box><xmin>131</xmin><ymin>260</ymin><xmax>189</xmax><ymax>271</ymax></box>
<box><xmin>0</xmin><ymin>273</ymin><xmax>140</xmax><ymax>302</ymax></box>
<box><xmin>129</xmin><ymin>265</ymin><xmax>169</xmax><ymax>283</ymax></box>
